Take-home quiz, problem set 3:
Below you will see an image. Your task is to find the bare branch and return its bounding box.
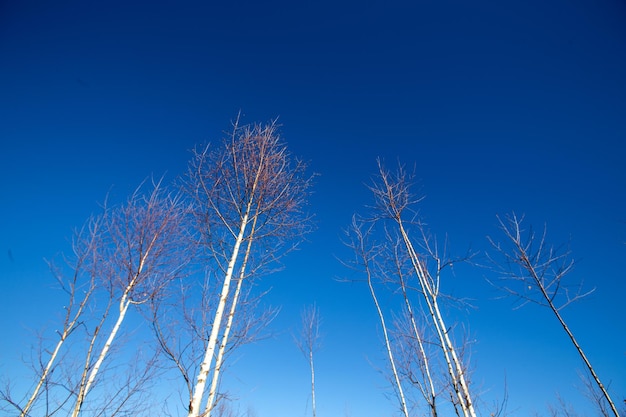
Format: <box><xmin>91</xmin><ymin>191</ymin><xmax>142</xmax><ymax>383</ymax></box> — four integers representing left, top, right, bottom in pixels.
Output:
<box><xmin>295</xmin><ymin>304</ymin><xmax>322</xmax><ymax>417</ymax></box>
<box><xmin>488</xmin><ymin>213</ymin><xmax>620</xmax><ymax>417</ymax></box>
<box><xmin>180</xmin><ymin>119</ymin><xmax>313</xmax><ymax>417</ymax></box>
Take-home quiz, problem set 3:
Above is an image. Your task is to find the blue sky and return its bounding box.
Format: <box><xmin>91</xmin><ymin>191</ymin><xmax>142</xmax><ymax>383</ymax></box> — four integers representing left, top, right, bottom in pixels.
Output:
<box><xmin>1</xmin><ymin>1</ymin><xmax>625</xmax><ymax>416</ymax></box>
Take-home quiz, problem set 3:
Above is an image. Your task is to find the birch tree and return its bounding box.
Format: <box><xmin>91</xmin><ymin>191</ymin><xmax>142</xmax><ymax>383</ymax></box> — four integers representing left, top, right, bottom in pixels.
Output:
<box><xmin>385</xmin><ymin>227</ymin><xmax>439</xmax><ymax>417</ymax></box>
<box><xmin>0</xmin><ymin>213</ymin><xmax>105</xmax><ymax>417</ymax></box>
<box><xmin>347</xmin><ymin>217</ymin><xmax>410</xmax><ymax>417</ymax></box>
<box><xmin>70</xmin><ymin>180</ymin><xmax>187</xmax><ymax>416</ymax></box>
<box><xmin>488</xmin><ymin>213</ymin><xmax>620</xmax><ymax>417</ymax></box>
<box><xmin>347</xmin><ymin>160</ymin><xmax>476</xmax><ymax>417</ymax></box>
<box><xmin>295</xmin><ymin>304</ymin><xmax>322</xmax><ymax>417</ymax></box>
<box><xmin>1</xmin><ymin>179</ymin><xmax>187</xmax><ymax>417</ymax></box>
<box><xmin>183</xmin><ymin>119</ymin><xmax>312</xmax><ymax>417</ymax></box>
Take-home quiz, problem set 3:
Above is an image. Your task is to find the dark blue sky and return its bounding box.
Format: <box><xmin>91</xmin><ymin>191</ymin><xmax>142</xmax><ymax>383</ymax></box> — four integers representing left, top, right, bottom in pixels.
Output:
<box><xmin>1</xmin><ymin>1</ymin><xmax>625</xmax><ymax>416</ymax></box>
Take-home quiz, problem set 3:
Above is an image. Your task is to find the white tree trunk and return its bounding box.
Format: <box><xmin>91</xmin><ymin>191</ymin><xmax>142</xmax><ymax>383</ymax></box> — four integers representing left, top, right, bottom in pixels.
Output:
<box><xmin>188</xmin><ymin>212</ymin><xmax>249</xmax><ymax>417</ymax></box>
<box><xmin>20</xmin><ymin>335</ymin><xmax>65</xmax><ymax>417</ymax></box>
<box><xmin>204</xmin><ymin>213</ymin><xmax>259</xmax><ymax>416</ymax></box>
<box><xmin>366</xmin><ymin>264</ymin><xmax>410</xmax><ymax>417</ymax></box>
<box><xmin>399</xmin><ymin>279</ymin><xmax>437</xmax><ymax>414</ymax></box>
<box><xmin>71</xmin><ymin>295</ymin><xmax>131</xmax><ymax>417</ymax></box>
<box><xmin>71</xmin><ymin>244</ymin><xmax>153</xmax><ymax>417</ymax></box>
<box><xmin>398</xmin><ymin>221</ymin><xmax>476</xmax><ymax>417</ymax></box>
<box><xmin>309</xmin><ymin>350</ymin><xmax>316</xmax><ymax>417</ymax></box>
<box><xmin>203</xmin><ymin>273</ymin><xmax>242</xmax><ymax>416</ymax></box>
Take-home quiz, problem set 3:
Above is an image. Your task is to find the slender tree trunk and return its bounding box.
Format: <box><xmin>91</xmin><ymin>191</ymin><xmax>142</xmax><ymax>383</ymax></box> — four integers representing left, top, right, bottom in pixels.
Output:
<box><xmin>71</xmin><ymin>294</ymin><xmax>131</xmax><ymax>417</ymax></box>
<box><xmin>365</xmin><ymin>258</ymin><xmax>410</xmax><ymax>417</ymax></box>
<box><xmin>520</xmin><ymin>254</ymin><xmax>620</xmax><ymax>417</ymax></box>
<box><xmin>398</xmin><ymin>221</ymin><xmax>476</xmax><ymax>417</ymax></box>
<box><xmin>72</xmin><ymin>311</ymin><xmax>105</xmax><ymax>417</ymax></box>
<box><xmin>188</xmin><ymin>212</ymin><xmax>249</xmax><ymax>417</ymax></box>
<box><xmin>204</xmin><ymin>213</ymin><xmax>259</xmax><ymax>416</ymax></box>
<box><xmin>21</xmin><ymin>223</ymin><xmax>101</xmax><ymax>417</ymax></box>
<box><xmin>71</xmin><ymin>245</ymin><xmax>153</xmax><ymax>417</ymax></box>
<box><xmin>309</xmin><ymin>350</ymin><xmax>316</xmax><ymax>417</ymax></box>
<box><xmin>398</xmin><ymin>273</ymin><xmax>438</xmax><ymax>416</ymax></box>
<box><xmin>21</xmin><ymin>333</ymin><xmax>66</xmax><ymax>417</ymax></box>
<box><xmin>203</xmin><ymin>274</ymin><xmax>243</xmax><ymax>416</ymax></box>
<box><xmin>189</xmin><ymin>139</ymin><xmax>267</xmax><ymax>417</ymax></box>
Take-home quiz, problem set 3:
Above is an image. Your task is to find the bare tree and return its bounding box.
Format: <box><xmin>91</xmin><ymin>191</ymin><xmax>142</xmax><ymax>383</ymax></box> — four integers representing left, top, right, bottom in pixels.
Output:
<box><xmin>1</xmin><ymin>179</ymin><xmax>187</xmax><ymax>417</ymax></box>
<box><xmin>295</xmin><ymin>304</ymin><xmax>322</xmax><ymax>417</ymax></box>
<box><xmin>346</xmin><ymin>217</ymin><xmax>410</xmax><ymax>417</ymax></box>
<box><xmin>347</xmin><ymin>160</ymin><xmax>477</xmax><ymax>417</ymax></box>
<box><xmin>69</xmin><ymin>179</ymin><xmax>188</xmax><ymax>417</ymax></box>
<box><xmin>392</xmin><ymin>308</ymin><xmax>440</xmax><ymax>417</ymax></box>
<box><xmin>183</xmin><ymin>119</ymin><xmax>312</xmax><ymax>417</ymax></box>
<box><xmin>2</xmin><ymin>213</ymin><xmax>106</xmax><ymax>417</ymax></box>
<box><xmin>386</xmin><ymin>229</ymin><xmax>440</xmax><ymax>417</ymax></box>
<box><xmin>488</xmin><ymin>213</ymin><xmax>620</xmax><ymax>417</ymax></box>
<box><xmin>1</xmin><ymin>211</ymin><xmax>110</xmax><ymax>416</ymax></box>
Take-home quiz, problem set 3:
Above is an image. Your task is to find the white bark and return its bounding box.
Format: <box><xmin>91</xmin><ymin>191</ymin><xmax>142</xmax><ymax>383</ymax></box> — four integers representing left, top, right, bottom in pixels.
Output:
<box><xmin>368</xmin><ymin>267</ymin><xmax>410</xmax><ymax>417</ymax></box>
<box><xmin>398</xmin><ymin>221</ymin><xmax>476</xmax><ymax>417</ymax></box>
<box><xmin>185</xmin><ymin>121</ymin><xmax>311</xmax><ymax>417</ymax></box>
<box><xmin>71</xmin><ymin>203</ymin><xmax>166</xmax><ymax>417</ymax></box>
<box><xmin>367</xmin><ymin>162</ymin><xmax>475</xmax><ymax>416</ymax></box>
<box><xmin>71</xmin><ymin>295</ymin><xmax>131</xmax><ymax>417</ymax></box>
<box><xmin>21</xmin><ymin>336</ymin><xmax>65</xmax><ymax>417</ymax></box>
<box><xmin>354</xmin><ymin>220</ymin><xmax>410</xmax><ymax>417</ymax></box>
<box><xmin>188</xmin><ymin>212</ymin><xmax>248</xmax><ymax>417</ymax></box>
<box><xmin>204</xmin><ymin>214</ymin><xmax>259</xmax><ymax>416</ymax></box>
<box><xmin>20</xmin><ymin>219</ymin><xmax>102</xmax><ymax>417</ymax></box>
<box><xmin>309</xmin><ymin>349</ymin><xmax>316</xmax><ymax>417</ymax></box>
<box><xmin>397</xmin><ymin>267</ymin><xmax>437</xmax><ymax>415</ymax></box>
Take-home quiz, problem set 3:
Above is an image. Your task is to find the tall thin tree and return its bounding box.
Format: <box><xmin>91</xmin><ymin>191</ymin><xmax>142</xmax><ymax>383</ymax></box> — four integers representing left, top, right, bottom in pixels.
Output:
<box><xmin>184</xmin><ymin>119</ymin><xmax>312</xmax><ymax>417</ymax></box>
<box><xmin>347</xmin><ymin>217</ymin><xmax>411</xmax><ymax>417</ymax></box>
<box><xmin>488</xmin><ymin>213</ymin><xmax>620</xmax><ymax>417</ymax></box>
<box><xmin>2</xmin><ymin>213</ymin><xmax>106</xmax><ymax>417</ymax></box>
<box><xmin>348</xmin><ymin>160</ymin><xmax>476</xmax><ymax>417</ymax></box>
<box><xmin>70</xmin><ymin>179</ymin><xmax>188</xmax><ymax>417</ymax></box>
<box><xmin>295</xmin><ymin>304</ymin><xmax>322</xmax><ymax>417</ymax></box>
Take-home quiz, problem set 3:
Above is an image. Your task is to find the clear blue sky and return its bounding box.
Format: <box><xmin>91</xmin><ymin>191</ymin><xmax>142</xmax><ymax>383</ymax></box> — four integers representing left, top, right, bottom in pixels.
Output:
<box><xmin>1</xmin><ymin>1</ymin><xmax>625</xmax><ymax>416</ymax></box>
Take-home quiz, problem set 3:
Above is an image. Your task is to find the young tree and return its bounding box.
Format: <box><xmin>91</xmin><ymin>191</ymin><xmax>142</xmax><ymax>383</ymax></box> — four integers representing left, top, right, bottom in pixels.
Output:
<box><xmin>295</xmin><ymin>304</ymin><xmax>323</xmax><ymax>417</ymax></box>
<box><xmin>183</xmin><ymin>119</ymin><xmax>312</xmax><ymax>417</ymax></box>
<box><xmin>347</xmin><ymin>217</ymin><xmax>410</xmax><ymax>417</ymax></box>
<box><xmin>1</xmin><ymin>179</ymin><xmax>187</xmax><ymax>417</ymax></box>
<box><xmin>386</xmin><ymin>230</ymin><xmax>439</xmax><ymax>417</ymax></box>
<box><xmin>348</xmin><ymin>160</ymin><xmax>477</xmax><ymax>417</ymax></box>
<box><xmin>0</xmin><ymin>213</ymin><xmax>105</xmax><ymax>417</ymax></box>
<box><xmin>70</xmin><ymin>179</ymin><xmax>188</xmax><ymax>417</ymax></box>
<box><xmin>392</xmin><ymin>307</ymin><xmax>439</xmax><ymax>417</ymax></box>
<box><xmin>488</xmin><ymin>213</ymin><xmax>620</xmax><ymax>417</ymax></box>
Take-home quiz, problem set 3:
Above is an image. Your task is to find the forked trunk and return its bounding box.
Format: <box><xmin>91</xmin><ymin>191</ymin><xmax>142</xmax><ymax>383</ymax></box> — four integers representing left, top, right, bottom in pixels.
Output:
<box><xmin>398</xmin><ymin>220</ymin><xmax>476</xmax><ymax>417</ymax></box>
<box><xmin>188</xmin><ymin>211</ymin><xmax>249</xmax><ymax>417</ymax></box>
<box><xmin>204</xmin><ymin>213</ymin><xmax>259</xmax><ymax>416</ymax></box>
<box><xmin>71</xmin><ymin>295</ymin><xmax>131</xmax><ymax>417</ymax></box>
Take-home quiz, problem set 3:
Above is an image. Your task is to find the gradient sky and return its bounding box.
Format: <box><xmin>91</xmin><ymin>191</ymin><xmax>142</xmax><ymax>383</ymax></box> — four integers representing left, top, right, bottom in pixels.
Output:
<box><xmin>1</xmin><ymin>1</ymin><xmax>625</xmax><ymax>416</ymax></box>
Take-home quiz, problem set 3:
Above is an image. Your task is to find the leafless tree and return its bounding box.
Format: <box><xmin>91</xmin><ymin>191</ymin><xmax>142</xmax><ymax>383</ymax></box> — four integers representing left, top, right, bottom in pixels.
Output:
<box><xmin>346</xmin><ymin>215</ymin><xmax>409</xmax><ymax>417</ymax></box>
<box><xmin>295</xmin><ymin>304</ymin><xmax>322</xmax><ymax>417</ymax></box>
<box><xmin>1</xmin><ymin>179</ymin><xmax>188</xmax><ymax>417</ymax></box>
<box><xmin>392</xmin><ymin>308</ymin><xmax>440</xmax><ymax>417</ymax></box>
<box><xmin>0</xmin><ymin>212</ymin><xmax>106</xmax><ymax>417</ymax></box>
<box><xmin>346</xmin><ymin>217</ymin><xmax>411</xmax><ymax>417</ymax></box>
<box><xmin>1</xmin><ymin>211</ymin><xmax>110</xmax><ymax>416</ymax></box>
<box><xmin>181</xmin><ymin>118</ymin><xmax>313</xmax><ymax>417</ymax></box>
<box><xmin>385</xmin><ymin>227</ymin><xmax>441</xmax><ymax>417</ymax></box>
<box><xmin>346</xmin><ymin>160</ymin><xmax>477</xmax><ymax>417</ymax></box>
<box><xmin>488</xmin><ymin>213</ymin><xmax>620</xmax><ymax>417</ymax></box>
<box><xmin>69</xmin><ymin>179</ymin><xmax>188</xmax><ymax>417</ymax></box>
